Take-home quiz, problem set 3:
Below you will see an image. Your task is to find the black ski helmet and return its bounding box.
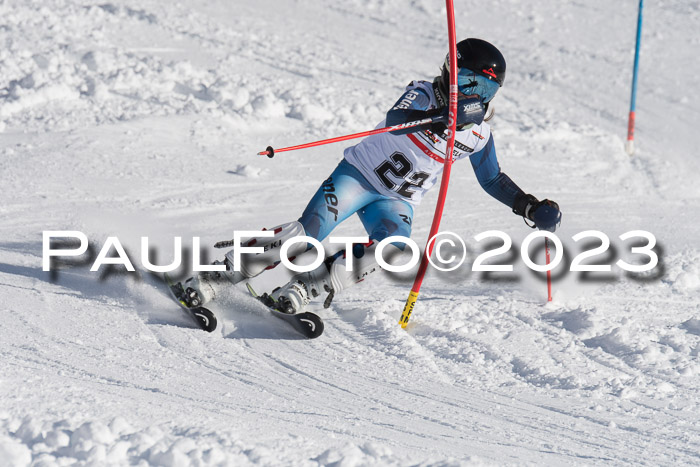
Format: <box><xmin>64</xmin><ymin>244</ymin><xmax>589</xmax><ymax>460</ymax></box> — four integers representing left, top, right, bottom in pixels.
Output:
<box><xmin>439</xmin><ymin>38</ymin><xmax>506</xmax><ymax>97</ymax></box>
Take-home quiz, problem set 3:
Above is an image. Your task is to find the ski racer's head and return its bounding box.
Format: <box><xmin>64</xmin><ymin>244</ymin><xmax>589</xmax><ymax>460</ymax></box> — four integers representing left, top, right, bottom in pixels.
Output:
<box><xmin>438</xmin><ymin>38</ymin><xmax>506</xmax><ymax>105</ymax></box>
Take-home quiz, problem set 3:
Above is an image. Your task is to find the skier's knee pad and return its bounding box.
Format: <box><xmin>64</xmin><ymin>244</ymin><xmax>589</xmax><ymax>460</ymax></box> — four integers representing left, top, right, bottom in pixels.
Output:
<box><xmin>225</xmin><ymin>221</ymin><xmax>308</xmax><ymax>279</ymax></box>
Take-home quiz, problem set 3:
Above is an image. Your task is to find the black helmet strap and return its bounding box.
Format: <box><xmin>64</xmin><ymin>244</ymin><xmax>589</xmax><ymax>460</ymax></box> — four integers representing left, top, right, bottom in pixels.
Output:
<box><xmin>432</xmin><ymin>78</ymin><xmax>447</xmax><ymax>108</ymax></box>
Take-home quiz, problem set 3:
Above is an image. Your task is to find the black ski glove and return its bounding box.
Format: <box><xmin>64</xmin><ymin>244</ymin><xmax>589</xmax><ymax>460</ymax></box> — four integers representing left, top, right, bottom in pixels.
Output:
<box><xmin>513</xmin><ymin>194</ymin><xmax>562</xmax><ymax>232</ymax></box>
<box><xmin>430</xmin><ymin>97</ymin><xmax>485</xmax><ymax>134</ymax></box>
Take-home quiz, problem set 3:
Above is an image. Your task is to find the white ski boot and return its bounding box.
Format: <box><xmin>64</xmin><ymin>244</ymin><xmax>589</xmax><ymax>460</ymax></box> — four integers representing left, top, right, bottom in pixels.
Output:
<box><xmin>180</xmin><ymin>221</ymin><xmax>308</xmax><ymax>307</ymax></box>
<box><xmin>269</xmin><ymin>279</ymin><xmax>311</xmax><ymax>314</ymax></box>
<box><xmin>267</xmin><ymin>239</ymin><xmax>401</xmax><ymax>313</ymax></box>
<box><xmin>179</xmin><ymin>265</ymin><xmax>228</xmax><ymax>308</ymax></box>
<box><xmin>223</xmin><ymin>221</ymin><xmax>307</xmax><ymax>279</ymax></box>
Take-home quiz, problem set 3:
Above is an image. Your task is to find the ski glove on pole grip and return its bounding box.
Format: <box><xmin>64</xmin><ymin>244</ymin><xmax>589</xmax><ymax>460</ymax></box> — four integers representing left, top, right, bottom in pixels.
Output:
<box><xmin>513</xmin><ymin>194</ymin><xmax>562</xmax><ymax>232</ymax></box>
<box><xmin>429</xmin><ymin>97</ymin><xmax>486</xmax><ymax>134</ymax></box>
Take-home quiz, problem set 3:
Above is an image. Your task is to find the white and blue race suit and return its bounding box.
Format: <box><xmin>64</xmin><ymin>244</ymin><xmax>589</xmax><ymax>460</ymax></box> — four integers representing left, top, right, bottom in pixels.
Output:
<box><xmin>298</xmin><ymin>80</ymin><xmax>526</xmax><ymax>244</ymax></box>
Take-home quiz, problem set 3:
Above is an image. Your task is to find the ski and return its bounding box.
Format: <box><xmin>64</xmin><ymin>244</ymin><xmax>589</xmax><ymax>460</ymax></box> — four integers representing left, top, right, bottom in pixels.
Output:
<box><xmin>246</xmin><ymin>283</ymin><xmax>324</xmax><ymax>339</ymax></box>
<box><xmin>163</xmin><ymin>273</ymin><xmax>218</xmax><ymax>333</ymax></box>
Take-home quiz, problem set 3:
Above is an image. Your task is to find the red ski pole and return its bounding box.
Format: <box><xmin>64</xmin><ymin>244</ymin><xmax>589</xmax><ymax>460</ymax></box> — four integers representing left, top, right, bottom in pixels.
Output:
<box><xmin>257</xmin><ymin>117</ymin><xmax>437</xmax><ymax>157</ymax></box>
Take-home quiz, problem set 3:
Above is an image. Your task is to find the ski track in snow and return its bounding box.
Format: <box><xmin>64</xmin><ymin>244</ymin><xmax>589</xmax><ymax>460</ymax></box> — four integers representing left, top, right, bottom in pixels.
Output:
<box><xmin>1</xmin><ymin>0</ymin><xmax>700</xmax><ymax>465</ymax></box>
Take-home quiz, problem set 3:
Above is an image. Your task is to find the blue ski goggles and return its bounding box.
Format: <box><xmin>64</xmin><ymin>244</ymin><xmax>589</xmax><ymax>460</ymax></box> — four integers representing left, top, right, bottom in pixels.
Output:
<box><xmin>457</xmin><ymin>68</ymin><xmax>500</xmax><ymax>103</ymax></box>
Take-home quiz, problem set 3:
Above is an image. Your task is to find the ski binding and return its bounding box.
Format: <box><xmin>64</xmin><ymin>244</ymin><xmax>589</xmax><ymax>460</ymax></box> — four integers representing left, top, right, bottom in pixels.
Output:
<box><xmin>164</xmin><ymin>273</ymin><xmax>218</xmax><ymax>333</ymax></box>
<box><xmin>246</xmin><ymin>283</ymin><xmax>324</xmax><ymax>339</ymax></box>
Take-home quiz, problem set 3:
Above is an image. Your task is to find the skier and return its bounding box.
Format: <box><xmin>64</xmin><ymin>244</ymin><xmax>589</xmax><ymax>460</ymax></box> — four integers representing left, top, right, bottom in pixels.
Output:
<box><xmin>176</xmin><ymin>38</ymin><xmax>561</xmax><ymax>315</ymax></box>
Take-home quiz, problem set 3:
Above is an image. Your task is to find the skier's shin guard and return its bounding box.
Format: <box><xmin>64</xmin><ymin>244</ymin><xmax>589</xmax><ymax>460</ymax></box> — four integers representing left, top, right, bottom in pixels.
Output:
<box><xmin>327</xmin><ymin>241</ymin><xmax>389</xmax><ymax>294</ymax></box>
<box><xmin>224</xmin><ymin>221</ymin><xmax>308</xmax><ymax>280</ymax></box>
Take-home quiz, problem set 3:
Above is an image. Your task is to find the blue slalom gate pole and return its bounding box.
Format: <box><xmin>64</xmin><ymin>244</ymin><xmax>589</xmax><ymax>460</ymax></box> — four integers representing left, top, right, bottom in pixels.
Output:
<box><xmin>626</xmin><ymin>0</ymin><xmax>644</xmax><ymax>155</ymax></box>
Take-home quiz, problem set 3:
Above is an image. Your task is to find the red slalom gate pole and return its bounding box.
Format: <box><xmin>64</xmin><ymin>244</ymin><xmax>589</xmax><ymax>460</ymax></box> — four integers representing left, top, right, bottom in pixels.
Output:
<box><xmin>257</xmin><ymin>117</ymin><xmax>437</xmax><ymax>158</ymax></box>
<box><xmin>399</xmin><ymin>0</ymin><xmax>458</xmax><ymax>329</ymax></box>
<box><xmin>545</xmin><ymin>237</ymin><xmax>553</xmax><ymax>302</ymax></box>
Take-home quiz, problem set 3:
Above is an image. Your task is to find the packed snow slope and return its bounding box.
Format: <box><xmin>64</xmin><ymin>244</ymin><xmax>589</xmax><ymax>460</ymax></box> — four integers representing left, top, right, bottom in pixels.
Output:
<box><xmin>2</xmin><ymin>0</ymin><xmax>700</xmax><ymax>465</ymax></box>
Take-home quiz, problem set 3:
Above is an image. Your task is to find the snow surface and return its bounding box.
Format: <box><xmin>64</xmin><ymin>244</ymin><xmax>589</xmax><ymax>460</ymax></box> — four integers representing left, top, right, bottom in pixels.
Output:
<box><xmin>2</xmin><ymin>0</ymin><xmax>700</xmax><ymax>465</ymax></box>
